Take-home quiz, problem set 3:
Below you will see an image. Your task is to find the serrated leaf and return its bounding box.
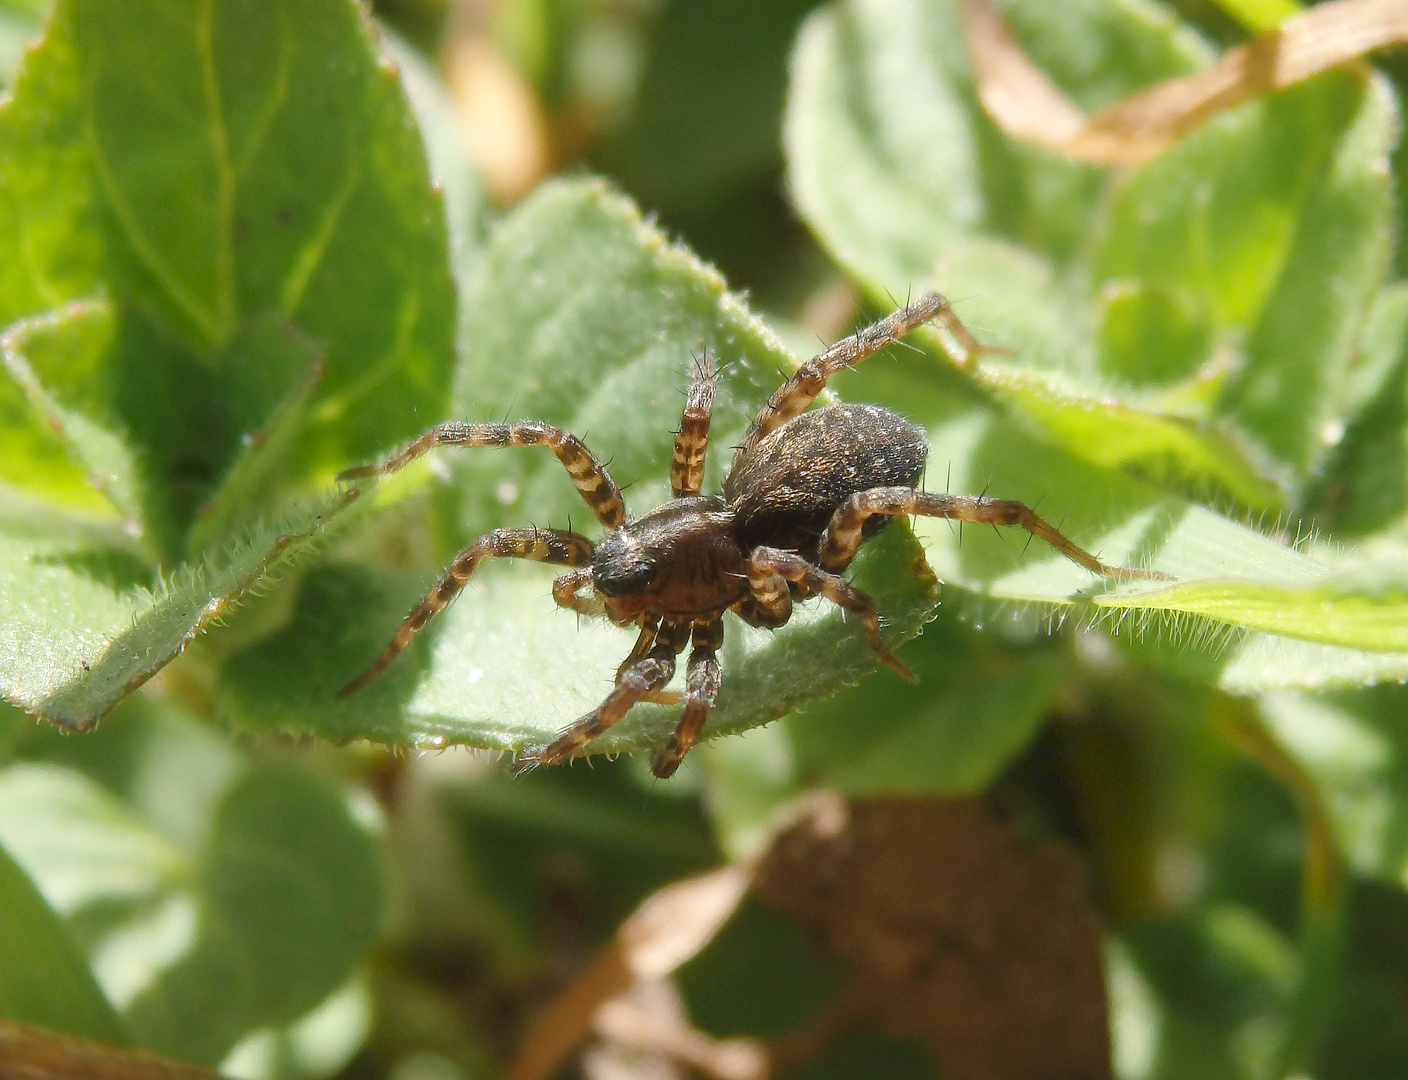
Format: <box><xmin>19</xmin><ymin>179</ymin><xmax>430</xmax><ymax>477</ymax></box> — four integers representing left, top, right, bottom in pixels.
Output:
<box><xmin>0</xmin><ymin>489</ymin><xmax>356</xmax><ymax>730</ymax></box>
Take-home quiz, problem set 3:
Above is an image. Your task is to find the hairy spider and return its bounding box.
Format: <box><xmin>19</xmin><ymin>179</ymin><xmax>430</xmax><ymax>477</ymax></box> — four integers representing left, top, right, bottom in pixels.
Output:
<box><xmin>337</xmin><ymin>294</ymin><xmax>1155</xmax><ymax>777</ymax></box>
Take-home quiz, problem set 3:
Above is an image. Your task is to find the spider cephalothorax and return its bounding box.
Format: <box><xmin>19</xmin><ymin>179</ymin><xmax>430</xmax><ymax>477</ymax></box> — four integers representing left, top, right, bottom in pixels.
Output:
<box><xmin>338</xmin><ymin>295</ymin><xmax>1154</xmax><ymax>777</ymax></box>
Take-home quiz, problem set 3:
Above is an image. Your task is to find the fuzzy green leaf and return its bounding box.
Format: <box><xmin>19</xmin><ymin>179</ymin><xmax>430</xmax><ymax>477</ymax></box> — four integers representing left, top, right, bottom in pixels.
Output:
<box><xmin>911</xmin><ymin>408</ymin><xmax>1408</xmax><ymax>686</ymax></box>
<box><xmin>1</xmin><ymin>301</ymin><xmax>145</xmax><ymax>527</ymax></box>
<box><xmin>0</xmin><ymin>489</ymin><xmax>356</xmax><ymax>730</ymax></box>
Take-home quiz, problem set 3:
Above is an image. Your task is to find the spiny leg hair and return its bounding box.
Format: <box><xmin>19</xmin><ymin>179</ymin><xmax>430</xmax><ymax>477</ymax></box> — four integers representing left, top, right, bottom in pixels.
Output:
<box><xmin>748</xmin><ymin>546</ymin><xmax>913</xmax><ymax>681</ymax></box>
<box><xmin>339</xmin><ymin>420</ymin><xmax>626</xmax><ymax>529</ymax></box>
<box><xmin>338</xmin><ymin>528</ymin><xmax>594</xmax><ymax>699</ymax></box>
<box><xmin>651</xmin><ymin>620</ymin><xmax>724</xmax><ymax>779</ymax></box>
<box><xmin>528</xmin><ymin>620</ymin><xmax>694</xmax><ymax>767</ymax></box>
<box><xmin>737</xmin><ymin>292</ymin><xmax>982</xmax><ymax>458</ymax></box>
<box><xmin>816</xmin><ymin>488</ymin><xmax>1166</xmax><ymax>580</ymax></box>
<box><xmin>671</xmin><ymin>351</ymin><xmax>715</xmax><ymax>498</ymax></box>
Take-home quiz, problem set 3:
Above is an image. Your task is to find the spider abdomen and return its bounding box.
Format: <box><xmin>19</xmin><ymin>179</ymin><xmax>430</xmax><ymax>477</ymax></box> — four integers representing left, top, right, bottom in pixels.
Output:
<box><xmin>724</xmin><ymin>404</ymin><xmax>926</xmax><ymax>561</ymax></box>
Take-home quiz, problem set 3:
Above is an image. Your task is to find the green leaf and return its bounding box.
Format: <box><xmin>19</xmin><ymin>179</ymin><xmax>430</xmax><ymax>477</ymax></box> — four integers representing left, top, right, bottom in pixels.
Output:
<box><xmin>0</xmin><ymin>488</ymin><xmax>356</xmax><ymax>730</ymax></box>
<box><xmin>898</xmin><ymin>406</ymin><xmax>1408</xmax><ymax>691</ymax></box>
<box><xmin>0</xmin><ymin>0</ymin><xmax>101</xmax><ymax>329</ymax></box>
<box><xmin>217</xmin><ymin>178</ymin><xmax>942</xmax><ymax>757</ymax></box>
<box><xmin>918</xmin><ymin>237</ymin><xmax>1284</xmax><ymax>510</ymax></box>
<box><xmin>219</xmin><ymin>512</ymin><xmax>937</xmax><ymax>756</ymax></box>
<box><xmin>1107</xmin><ymin>563</ymin><xmax>1408</xmax><ymax>653</ymax></box>
<box><xmin>218</xmin><ymin>176</ymin><xmax>1408</xmax><ymax>759</ymax></box>
<box><xmin>0</xmin><ymin>747</ymin><xmax>384</xmax><ymax>1068</ymax></box>
<box><xmin>783</xmin><ymin>0</ymin><xmax>1208</xmax><ymax>286</ymax></box>
<box><xmin>1304</xmin><ymin>284</ymin><xmax>1408</xmax><ymax>537</ymax></box>
<box><xmin>1260</xmin><ymin>688</ymin><xmax>1408</xmax><ymax>885</ymax></box>
<box><xmin>783</xmin><ymin>0</ymin><xmax>1295</xmax><ymax>510</ymax></box>
<box><xmin>782</xmin><ymin>601</ymin><xmax>1063</xmax><ymax>795</ymax></box>
<box><xmin>381</xmin><ymin>29</ymin><xmax>484</xmax><ymax>284</ymax></box>
<box><xmin>0</xmin><ymin>763</ymin><xmax>186</xmax><ymax>919</ymax></box>
<box><xmin>1094</xmin><ymin>71</ymin><xmax>1397</xmax><ymax>487</ymax></box>
<box><xmin>2</xmin><ymin>301</ymin><xmax>145</xmax><ymax>526</ymax></box>
<box><xmin>1216</xmin><ymin>634</ymin><xmax>1408</xmax><ymax>696</ymax></box>
<box><xmin>0</xmin><ymin>0</ymin><xmax>456</xmax><ymax>550</ymax></box>
<box><xmin>0</xmin><ymin>839</ymin><xmax>127</xmax><ymax>1043</ymax></box>
<box><xmin>123</xmin><ymin>765</ymin><xmax>385</xmax><ymax>1066</ymax></box>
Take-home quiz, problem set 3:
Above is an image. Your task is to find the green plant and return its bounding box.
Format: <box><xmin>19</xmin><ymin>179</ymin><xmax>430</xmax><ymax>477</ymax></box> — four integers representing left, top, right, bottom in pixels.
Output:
<box><xmin>3</xmin><ymin>0</ymin><xmax>1408</xmax><ymax>1076</ymax></box>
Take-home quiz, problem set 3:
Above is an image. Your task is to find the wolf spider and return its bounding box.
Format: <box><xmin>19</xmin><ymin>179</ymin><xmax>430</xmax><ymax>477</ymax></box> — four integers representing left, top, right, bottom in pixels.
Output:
<box><xmin>337</xmin><ymin>294</ymin><xmax>1155</xmax><ymax>777</ymax></box>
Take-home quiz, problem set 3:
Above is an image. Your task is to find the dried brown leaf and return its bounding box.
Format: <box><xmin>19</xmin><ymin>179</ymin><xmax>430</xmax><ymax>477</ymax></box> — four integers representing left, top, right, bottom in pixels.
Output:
<box><xmin>958</xmin><ymin>0</ymin><xmax>1408</xmax><ymax>165</ymax></box>
<box><xmin>0</xmin><ymin>1022</ymin><xmax>219</xmax><ymax>1080</ymax></box>
<box><xmin>509</xmin><ymin>867</ymin><xmax>752</xmax><ymax>1080</ymax></box>
<box><xmin>756</xmin><ymin>799</ymin><xmax>1111</xmax><ymax>1080</ymax></box>
<box><xmin>509</xmin><ymin>797</ymin><xmax>1109</xmax><ymax>1080</ymax></box>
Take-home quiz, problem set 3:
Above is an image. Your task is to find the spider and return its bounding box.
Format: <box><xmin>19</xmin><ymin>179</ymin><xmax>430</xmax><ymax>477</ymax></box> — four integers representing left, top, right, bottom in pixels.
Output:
<box><xmin>337</xmin><ymin>294</ymin><xmax>1155</xmax><ymax>777</ymax></box>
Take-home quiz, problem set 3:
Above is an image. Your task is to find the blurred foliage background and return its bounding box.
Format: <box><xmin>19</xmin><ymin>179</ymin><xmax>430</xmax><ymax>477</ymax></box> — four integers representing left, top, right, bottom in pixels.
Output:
<box><xmin>4</xmin><ymin>0</ymin><xmax>1408</xmax><ymax>1078</ymax></box>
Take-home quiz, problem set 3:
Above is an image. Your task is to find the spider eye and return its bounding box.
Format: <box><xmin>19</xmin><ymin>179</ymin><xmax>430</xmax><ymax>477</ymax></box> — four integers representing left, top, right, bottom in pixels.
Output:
<box><xmin>591</xmin><ymin>532</ymin><xmax>654</xmax><ymax>597</ymax></box>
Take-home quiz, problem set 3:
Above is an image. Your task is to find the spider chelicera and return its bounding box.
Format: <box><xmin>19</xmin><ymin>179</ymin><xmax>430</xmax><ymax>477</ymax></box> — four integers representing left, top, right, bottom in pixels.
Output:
<box><xmin>337</xmin><ymin>294</ymin><xmax>1155</xmax><ymax>777</ymax></box>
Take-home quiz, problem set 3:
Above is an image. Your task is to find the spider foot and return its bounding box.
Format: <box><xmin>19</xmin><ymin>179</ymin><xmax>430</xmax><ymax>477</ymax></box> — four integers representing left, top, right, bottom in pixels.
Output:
<box><xmin>521</xmin><ymin>719</ymin><xmax>601</xmax><ymax>771</ymax></box>
<box><xmin>650</xmin><ymin>743</ymin><xmax>687</xmax><ymax>780</ymax></box>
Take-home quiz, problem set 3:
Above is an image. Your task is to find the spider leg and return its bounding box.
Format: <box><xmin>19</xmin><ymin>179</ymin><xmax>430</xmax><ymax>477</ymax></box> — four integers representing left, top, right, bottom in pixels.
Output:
<box><xmin>650</xmin><ymin>619</ymin><xmax>724</xmax><ymax>779</ymax></box>
<box><xmin>616</xmin><ymin>613</ymin><xmax>662</xmax><ymax>679</ymax></box>
<box><xmin>338</xmin><ymin>527</ymin><xmax>594</xmax><ymax>699</ymax></box>
<box><xmin>671</xmin><ymin>351</ymin><xmax>715</xmax><ymax>498</ymax></box>
<box><xmin>339</xmin><ymin>420</ymin><xmax>626</xmax><ymax>528</ymax></box>
<box><xmin>748</xmin><ymin>546</ymin><xmax>913</xmax><ymax>680</ymax></box>
<box><xmin>616</xmin><ymin>614</ymin><xmax>682</xmax><ymax>705</ymax></box>
<box><xmin>527</xmin><ymin>620</ymin><xmax>693</xmax><ymax>766</ymax></box>
<box><xmin>816</xmin><ymin>487</ymin><xmax>1166</xmax><ymax>580</ymax></box>
<box><xmin>736</xmin><ymin>293</ymin><xmax>982</xmax><ymax>458</ymax></box>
